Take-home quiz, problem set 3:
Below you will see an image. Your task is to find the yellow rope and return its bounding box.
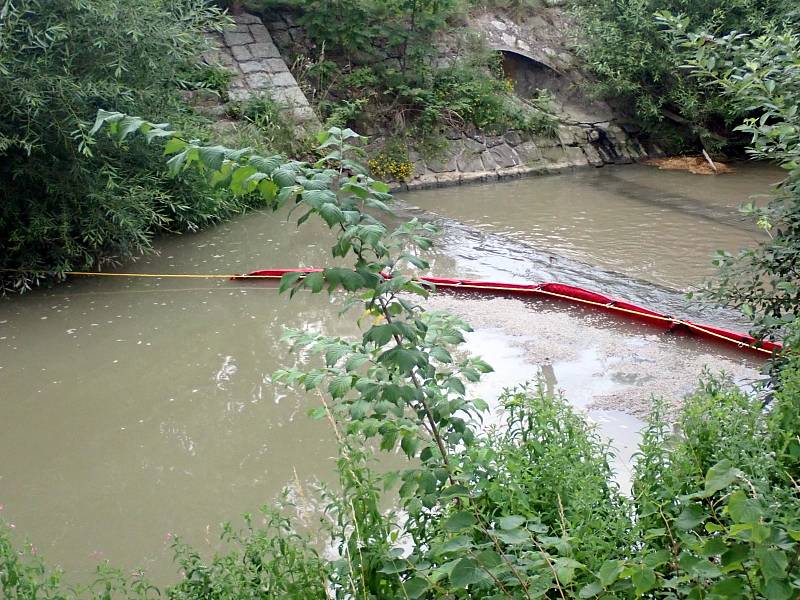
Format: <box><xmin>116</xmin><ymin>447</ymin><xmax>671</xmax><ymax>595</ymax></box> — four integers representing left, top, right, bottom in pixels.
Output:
<box><xmin>64</xmin><ymin>271</ymin><xmax>270</xmax><ymax>279</ymax></box>
<box><xmin>9</xmin><ymin>269</ymin><xmax>776</xmax><ymax>356</ymax></box>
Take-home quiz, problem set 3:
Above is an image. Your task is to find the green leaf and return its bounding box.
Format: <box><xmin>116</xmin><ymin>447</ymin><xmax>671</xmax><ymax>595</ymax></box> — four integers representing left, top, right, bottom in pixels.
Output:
<box><xmin>319</xmin><ymin>202</ymin><xmax>345</xmax><ymax>226</ymax></box>
<box><xmin>349</xmin><ymin>400</ymin><xmax>369</xmax><ymax>419</ymax></box>
<box><xmin>230</xmin><ymin>165</ymin><xmax>257</xmax><ymax>195</ymax></box>
<box><xmin>249</xmin><ymin>154</ymin><xmax>283</xmax><ymax>174</ymax></box>
<box><xmin>276</xmin><ymin>185</ymin><xmax>300</xmax><ymax>208</ymax></box>
<box><xmin>345</xmin><ymin>354</ymin><xmax>369</xmax><ymax>372</ymax></box>
<box><xmin>449</xmin><ymin>558</ymin><xmax>487</xmax><ymax>588</ymax></box>
<box><xmin>761</xmin><ymin>578</ymin><xmax>792</xmax><ymax>600</ymax></box>
<box><xmin>493</xmin><ymin>528</ymin><xmax>528</xmax><ymax>545</ymax></box>
<box><xmin>497</xmin><ymin>515</ymin><xmax>525</xmax><ymax>530</ymax></box>
<box><xmin>166</xmin><ymin>149</ymin><xmax>189</xmax><ymax>176</ymax></box>
<box><xmin>304</xmin><ymin>271</ymin><xmax>324</xmax><ymax>293</ymax></box>
<box><xmin>698</xmin><ymin>538</ymin><xmax>727</xmax><ymax>557</ymax></box>
<box><xmin>430</xmin><ymin>347</ymin><xmax>452</xmax><ymax>363</ymax></box>
<box><xmin>631</xmin><ymin>566</ymin><xmax>657</xmax><ymax>595</ymax></box>
<box><xmin>278</xmin><ymin>271</ymin><xmax>303</xmax><ymax>293</ymax></box>
<box><xmin>698</xmin><ymin>459</ymin><xmax>740</xmax><ymax>497</ymax></box>
<box><xmin>447</xmin><ymin>377</ymin><xmax>466</xmax><ymax>395</ymax></box>
<box><xmin>474</xmin><ymin>549</ymin><xmax>502</xmax><ymax>569</ymax></box>
<box><xmin>436</xmin><ymin>535</ymin><xmax>472</xmax><ymax>555</ymax></box>
<box><xmin>727</xmin><ymin>490</ymin><xmax>763</xmax><ymax>523</ymax></box>
<box><xmin>272</xmin><ymin>167</ymin><xmax>297</xmax><ymax>188</ymax></box>
<box><xmin>117</xmin><ymin>115</ymin><xmax>145</xmax><ymax>140</ymax></box>
<box><xmin>756</xmin><ymin>548</ymin><xmax>788</xmax><ymax>582</ymax></box>
<box><xmin>198</xmin><ymin>145</ymin><xmax>226</xmax><ymax>171</ymax></box>
<box><xmin>401</xmin><ymin>434</ymin><xmax>419</xmax><ymax>458</ymax></box>
<box><xmin>679</xmin><ymin>553</ymin><xmax>722</xmax><ymax>579</ymax></box>
<box><xmin>597</xmin><ymin>560</ymin><xmax>625</xmax><ymax>587</ymax></box>
<box><xmin>379</xmin><ymin>559</ymin><xmax>407</xmax><ymax>574</ymax></box>
<box><xmin>324</xmin><ymin>268</ymin><xmax>364</xmax><ymax>292</ymax></box>
<box><xmin>440</xmin><ymin>484</ymin><xmax>470</xmax><ymax>499</ymax></box>
<box><xmin>89</xmin><ymin>109</ymin><xmax>124</xmax><ymax>135</ymax></box>
<box><xmin>307</xmin><ymin>406</ymin><xmax>326</xmax><ymax>420</ymax></box>
<box><xmin>258</xmin><ymin>179</ymin><xmax>278</xmax><ymax>202</ymax></box>
<box><xmin>365</xmin><ymin>324</ymin><xmax>394</xmax><ymax>346</ymax></box>
<box><xmin>555</xmin><ymin>557</ymin><xmax>584</xmax><ymax>585</ymax></box>
<box><xmin>709</xmin><ymin>578</ymin><xmax>747</xmax><ymax>598</ymax></box>
<box><xmin>402</xmin><ymin>577</ymin><xmax>429</xmax><ymax>599</ymax></box>
<box><xmin>444</xmin><ymin>511</ymin><xmax>476</xmax><ymax>532</ymax></box>
<box><xmin>328</xmin><ymin>375</ymin><xmax>351</xmax><ymax>399</ymax></box>
<box><xmin>578</xmin><ymin>582</ymin><xmax>603</xmax><ymax>598</ymax></box>
<box><xmin>302</xmin><ymin>370</ymin><xmax>325</xmax><ymax>390</ymax></box>
<box><xmin>721</xmin><ymin>543</ymin><xmax>750</xmax><ymax>568</ymax></box>
<box><xmin>164</xmin><ymin>137</ymin><xmax>188</xmax><ymax>155</ymax></box>
<box><xmin>676</xmin><ymin>504</ymin><xmax>706</xmax><ymax>529</ymax></box>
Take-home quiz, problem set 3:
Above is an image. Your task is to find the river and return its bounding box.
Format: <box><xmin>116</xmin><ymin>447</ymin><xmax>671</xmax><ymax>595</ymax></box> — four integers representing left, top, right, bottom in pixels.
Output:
<box><xmin>0</xmin><ymin>162</ymin><xmax>782</xmax><ymax>583</ymax></box>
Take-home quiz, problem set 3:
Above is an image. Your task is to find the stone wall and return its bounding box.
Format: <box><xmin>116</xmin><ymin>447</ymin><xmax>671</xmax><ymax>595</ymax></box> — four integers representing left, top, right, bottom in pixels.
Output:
<box><xmin>206</xmin><ymin>13</ymin><xmax>318</xmax><ymax>127</ymax></box>
<box><xmin>388</xmin><ymin>122</ymin><xmax>646</xmax><ymax>190</ymax></box>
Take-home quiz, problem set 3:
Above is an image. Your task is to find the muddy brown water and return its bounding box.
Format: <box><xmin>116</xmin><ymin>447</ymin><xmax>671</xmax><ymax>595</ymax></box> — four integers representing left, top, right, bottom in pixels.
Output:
<box><xmin>0</xmin><ymin>164</ymin><xmax>778</xmax><ymax>582</ymax></box>
<box><xmin>408</xmin><ymin>162</ymin><xmax>783</xmax><ymax>290</ymax></box>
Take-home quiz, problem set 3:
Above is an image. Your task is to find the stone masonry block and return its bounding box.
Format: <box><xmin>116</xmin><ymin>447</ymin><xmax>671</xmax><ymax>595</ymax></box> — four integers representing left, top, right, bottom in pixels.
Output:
<box><xmin>264</xmin><ymin>58</ymin><xmax>289</xmax><ymax>73</ymax></box>
<box><xmin>250</xmin><ymin>26</ymin><xmax>272</xmax><ymax>43</ymax></box>
<box><xmin>266</xmin><ymin>20</ymin><xmax>288</xmax><ymax>32</ymax></box>
<box><xmin>238</xmin><ymin>61</ymin><xmax>266</xmax><ymax>74</ymax></box>
<box><xmin>516</xmin><ymin>141</ymin><xmax>542</xmax><ymax>163</ymax></box>
<box><xmin>291</xmin><ymin>106</ymin><xmax>318</xmax><ymax>123</ymax></box>
<box><xmin>230</xmin><ymin>23</ymin><xmax>252</xmax><ymax>35</ymax></box>
<box><xmin>488</xmin><ymin>144</ymin><xmax>520</xmax><ymax>168</ymax></box>
<box><xmin>234</xmin><ymin>13</ymin><xmax>261</xmax><ymax>25</ymax></box>
<box><xmin>457</xmin><ymin>153</ymin><xmax>484</xmax><ymax>173</ymax></box>
<box><xmin>230</xmin><ymin>45</ymin><xmax>252</xmax><ymax>61</ymax></box>
<box><xmin>245</xmin><ymin>72</ymin><xmax>271</xmax><ymax>88</ymax></box>
<box><xmin>249</xmin><ymin>42</ymin><xmax>281</xmax><ymax>59</ymax></box>
<box><xmin>270</xmin><ymin>86</ymin><xmax>311</xmax><ymax>107</ymax></box>
<box><xmin>269</xmin><ymin>71</ymin><xmax>297</xmax><ymax>88</ymax></box>
<box><xmin>228</xmin><ymin>88</ymin><xmax>252</xmax><ymax>102</ymax></box>
<box><xmin>223</xmin><ymin>31</ymin><xmax>254</xmax><ymax>47</ymax></box>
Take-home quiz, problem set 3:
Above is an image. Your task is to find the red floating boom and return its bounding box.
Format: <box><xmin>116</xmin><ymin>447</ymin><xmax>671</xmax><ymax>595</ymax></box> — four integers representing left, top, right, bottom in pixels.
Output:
<box><xmin>235</xmin><ymin>269</ymin><xmax>782</xmax><ymax>357</ymax></box>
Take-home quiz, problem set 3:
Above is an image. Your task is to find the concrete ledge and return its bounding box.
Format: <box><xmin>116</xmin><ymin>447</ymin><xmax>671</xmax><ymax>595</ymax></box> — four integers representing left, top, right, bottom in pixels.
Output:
<box><xmin>389</xmin><ymin>159</ymin><xmax>632</xmax><ymax>193</ymax></box>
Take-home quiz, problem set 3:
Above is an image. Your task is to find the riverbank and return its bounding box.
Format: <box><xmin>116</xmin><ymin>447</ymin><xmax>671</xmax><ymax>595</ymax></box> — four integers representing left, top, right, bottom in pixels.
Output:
<box><xmin>386</xmin><ymin>122</ymin><xmax>650</xmax><ymax>192</ymax></box>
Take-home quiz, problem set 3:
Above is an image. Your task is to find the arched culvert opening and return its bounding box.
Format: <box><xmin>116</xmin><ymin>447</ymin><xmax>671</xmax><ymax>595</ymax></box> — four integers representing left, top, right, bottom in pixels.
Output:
<box><xmin>498</xmin><ymin>49</ymin><xmax>566</xmax><ymax>100</ymax></box>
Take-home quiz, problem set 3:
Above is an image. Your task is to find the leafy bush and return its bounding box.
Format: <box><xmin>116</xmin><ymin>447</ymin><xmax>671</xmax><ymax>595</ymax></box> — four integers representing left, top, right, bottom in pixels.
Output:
<box><xmin>392</xmin><ymin>58</ymin><xmax>554</xmax><ymax>135</ymax></box>
<box><xmin>0</xmin><ymin>0</ymin><xmax>233</xmax><ymax>292</ymax></box>
<box><xmin>176</xmin><ymin>64</ymin><xmax>234</xmax><ymax>97</ymax></box>
<box><xmin>571</xmin><ymin>0</ymin><xmax>798</xmax><ymax>152</ymax></box>
<box><xmin>226</xmin><ymin>95</ymin><xmax>316</xmax><ymax>157</ymax></box>
<box><xmin>661</xmin><ymin>19</ymin><xmax>800</xmax><ymax>345</ymax></box>
<box><xmin>251</xmin><ymin>0</ymin><xmax>555</xmax><ymax>149</ymax></box>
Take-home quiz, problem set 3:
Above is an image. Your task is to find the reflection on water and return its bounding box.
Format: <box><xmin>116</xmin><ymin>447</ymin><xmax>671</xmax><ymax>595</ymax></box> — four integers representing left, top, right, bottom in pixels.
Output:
<box><xmin>0</xmin><ymin>164</ymin><xmax>775</xmax><ymax>582</ymax></box>
<box><xmin>404</xmin><ymin>163</ymin><xmax>784</xmax><ymax>290</ymax></box>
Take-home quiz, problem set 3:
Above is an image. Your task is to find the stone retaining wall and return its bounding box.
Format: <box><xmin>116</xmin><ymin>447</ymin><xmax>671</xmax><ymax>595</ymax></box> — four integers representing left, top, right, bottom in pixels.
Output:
<box><xmin>383</xmin><ymin>123</ymin><xmax>648</xmax><ymax>191</ymax></box>
<box><xmin>207</xmin><ymin>13</ymin><xmax>318</xmax><ymax>127</ymax></box>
